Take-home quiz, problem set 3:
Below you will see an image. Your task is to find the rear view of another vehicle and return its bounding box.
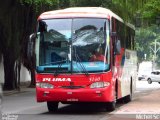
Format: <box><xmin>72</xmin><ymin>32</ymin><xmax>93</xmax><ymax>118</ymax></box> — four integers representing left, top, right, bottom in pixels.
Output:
<box><xmin>138</xmin><ymin>61</ymin><xmax>152</xmax><ymax>81</ymax></box>
<box><xmin>147</xmin><ymin>71</ymin><xmax>160</xmax><ymax>84</ymax></box>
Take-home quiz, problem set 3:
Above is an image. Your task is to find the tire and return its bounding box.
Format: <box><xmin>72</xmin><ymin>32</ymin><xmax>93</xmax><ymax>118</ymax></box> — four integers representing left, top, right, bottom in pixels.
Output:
<box><xmin>158</xmin><ymin>82</ymin><xmax>160</xmax><ymax>84</ymax></box>
<box><xmin>147</xmin><ymin>78</ymin><xmax>152</xmax><ymax>84</ymax></box>
<box><xmin>105</xmin><ymin>86</ymin><xmax>117</xmax><ymax>112</ymax></box>
<box><xmin>123</xmin><ymin>94</ymin><xmax>132</xmax><ymax>103</ymax></box>
<box><xmin>106</xmin><ymin>101</ymin><xmax>116</xmax><ymax>112</ymax></box>
<box><xmin>47</xmin><ymin>102</ymin><xmax>59</xmax><ymax>112</ymax></box>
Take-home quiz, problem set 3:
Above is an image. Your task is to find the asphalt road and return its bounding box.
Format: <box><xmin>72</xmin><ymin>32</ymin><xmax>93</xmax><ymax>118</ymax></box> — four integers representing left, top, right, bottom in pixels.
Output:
<box><xmin>1</xmin><ymin>80</ymin><xmax>160</xmax><ymax>120</ymax></box>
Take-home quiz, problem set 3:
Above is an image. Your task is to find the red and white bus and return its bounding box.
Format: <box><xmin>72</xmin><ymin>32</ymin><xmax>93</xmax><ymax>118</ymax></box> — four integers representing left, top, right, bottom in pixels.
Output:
<box><xmin>33</xmin><ymin>7</ymin><xmax>137</xmax><ymax>112</ymax></box>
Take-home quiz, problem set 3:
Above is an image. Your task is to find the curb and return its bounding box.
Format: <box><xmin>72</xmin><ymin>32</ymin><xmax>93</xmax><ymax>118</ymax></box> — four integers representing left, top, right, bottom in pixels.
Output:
<box><xmin>3</xmin><ymin>90</ymin><xmax>27</xmax><ymax>96</ymax></box>
<box><xmin>1</xmin><ymin>81</ymin><xmax>35</xmax><ymax>96</ymax></box>
<box><xmin>3</xmin><ymin>87</ymin><xmax>35</xmax><ymax>96</ymax></box>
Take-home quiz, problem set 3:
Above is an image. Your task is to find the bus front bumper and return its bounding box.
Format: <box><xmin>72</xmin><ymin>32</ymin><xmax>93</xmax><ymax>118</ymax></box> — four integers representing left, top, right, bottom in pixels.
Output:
<box><xmin>36</xmin><ymin>87</ymin><xmax>113</xmax><ymax>103</ymax></box>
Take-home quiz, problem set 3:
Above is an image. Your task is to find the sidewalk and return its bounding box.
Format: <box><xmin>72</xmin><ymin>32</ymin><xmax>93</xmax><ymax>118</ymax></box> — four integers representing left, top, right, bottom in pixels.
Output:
<box><xmin>114</xmin><ymin>89</ymin><xmax>160</xmax><ymax>114</ymax></box>
<box><xmin>3</xmin><ymin>83</ymin><xmax>35</xmax><ymax>96</ymax></box>
<box><xmin>100</xmin><ymin>88</ymin><xmax>160</xmax><ymax>120</ymax></box>
<box><xmin>111</xmin><ymin>81</ymin><xmax>160</xmax><ymax>114</ymax></box>
<box><xmin>106</xmin><ymin>81</ymin><xmax>160</xmax><ymax>120</ymax></box>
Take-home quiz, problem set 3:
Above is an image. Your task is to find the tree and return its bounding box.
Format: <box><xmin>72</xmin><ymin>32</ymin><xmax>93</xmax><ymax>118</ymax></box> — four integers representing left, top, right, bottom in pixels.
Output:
<box><xmin>135</xmin><ymin>0</ymin><xmax>160</xmax><ymax>63</ymax></box>
<box><xmin>135</xmin><ymin>25</ymin><xmax>157</xmax><ymax>62</ymax></box>
<box><xmin>0</xmin><ymin>0</ymin><xmax>22</xmax><ymax>90</ymax></box>
<box><xmin>70</xmin><ymin>0</ymin><xmax>112</xmax><ymax>8</ymax></box>
<box><xmin>142</xmin><ymin>0</ymin><xmax>160</xmax><ymax>19</ymax></box>
<box><xmin>111</xmin><ymin>0</ymin><xmax>148</xmax><ymax>24</ymax></box>
<box><xmin>0</xmin><ymin>0</ymin><xmax>58</xmax><ymax>90</ymax></box>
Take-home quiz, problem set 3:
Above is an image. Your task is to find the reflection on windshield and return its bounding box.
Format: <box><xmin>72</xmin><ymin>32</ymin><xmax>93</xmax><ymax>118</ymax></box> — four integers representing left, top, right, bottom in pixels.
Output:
<box><xmin>73</xmin><ymin>26</ymin><xmax>104</xmax><ymax>46</ymax></box>
<box><xmin>36</xmin><ymin>18</ymin><xmax>110</xmax><ymax>73</ymax></box>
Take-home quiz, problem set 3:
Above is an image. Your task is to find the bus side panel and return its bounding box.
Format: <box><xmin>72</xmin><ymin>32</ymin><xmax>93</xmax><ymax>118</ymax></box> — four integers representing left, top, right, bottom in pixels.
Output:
<box><xmin>120</xmin><ymin>49</ymin><xmax>137</xmax><ymax>97</ymax></box>
<box><xmin>111</xmin><ymin>17</ymin><xmax>137</xmax><ymax>99</ymax></box>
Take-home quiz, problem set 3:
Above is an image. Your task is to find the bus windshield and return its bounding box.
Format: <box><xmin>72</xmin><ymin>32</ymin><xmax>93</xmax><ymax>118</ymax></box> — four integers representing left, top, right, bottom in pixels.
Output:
<box><xmin>36</xmin><ymin>18</ymin><xmax>110</xmax><ymax>74</ymax></box>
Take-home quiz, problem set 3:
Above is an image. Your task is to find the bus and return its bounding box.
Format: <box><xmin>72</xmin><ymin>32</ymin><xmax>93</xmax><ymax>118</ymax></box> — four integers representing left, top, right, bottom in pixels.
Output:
<box><xmin>31</xmin><ymin>7</ymin><xmax>137</xmax><ymax>112</ymax></box>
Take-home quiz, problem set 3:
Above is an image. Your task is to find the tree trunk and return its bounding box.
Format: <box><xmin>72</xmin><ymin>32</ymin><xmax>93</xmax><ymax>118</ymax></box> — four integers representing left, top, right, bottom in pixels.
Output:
<box><xmin>3</xmin><ymin>54</ymin><xmax>16</xmax><ymax>90</ymax></box>
<box><xmin>29</xmin><ymin>68</ymin><xmax>35</xmax><ymax>87</ymax></box>
<box><xmin>17</xmin><ymin>60</ymin><xmax>21</xmax><ymax>91</ymax></box>
<box><xmin>29</xmin><ymin>53</ymin><xmax>36</xmax><ymax>88</ymax></box>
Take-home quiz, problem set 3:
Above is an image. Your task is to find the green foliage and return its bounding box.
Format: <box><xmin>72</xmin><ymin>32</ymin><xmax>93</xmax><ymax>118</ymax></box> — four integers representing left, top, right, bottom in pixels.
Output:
<box><xmin>59</xmin><ymin>0</ymin><xmax>70</xmax><ymax>8</ymax></box>
<box><xmin>111</xmin><ymin>0</ymin><xmax>140</xmax><ymax>23</ymax></box>
<box><xmin>135</xmin><ymin>25</ymin><xmax>160</xmax><ymax>62</ymax></box>
<box><xmin>70</xmin><ymin>0</ymin><xmax>111</xmax><ymax>8</ymax></box>
<box><xmin>17</xmin><ymin>0</ymin><xmax>59</xmax><ymax>13</ymax></box>
<box><xmin>70</xmin><ymin>0</ymin><xmax>111</xmax><ymax>7</ymax></box>
<box><xmin>142</xmin><ymin>0</ymin><xmax>160</xmax><ymax>19</ymax></box>
<box><xmin>111</xmin><ymin>0</ymin><xmax>153</xmax><ymax>24</ymax></box>
<box><xmin>18</xmin><ymin>0</ymin><xmax>57</xmax><ymax>5</ymax></box>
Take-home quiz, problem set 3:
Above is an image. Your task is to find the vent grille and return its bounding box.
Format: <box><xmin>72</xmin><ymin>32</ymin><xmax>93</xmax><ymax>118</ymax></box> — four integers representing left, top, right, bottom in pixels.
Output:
<box><xmin>60</xmin><ymin>86</ymin><xmax>85</xmax><ymax>89</ymax></box>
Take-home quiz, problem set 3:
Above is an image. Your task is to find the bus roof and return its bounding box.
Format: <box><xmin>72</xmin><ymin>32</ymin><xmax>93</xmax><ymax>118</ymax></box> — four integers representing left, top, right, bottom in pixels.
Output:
<box><xmin>38</xmin><ymin>7</ymin><xmax>123</xmax><ymax>22</ymax></box>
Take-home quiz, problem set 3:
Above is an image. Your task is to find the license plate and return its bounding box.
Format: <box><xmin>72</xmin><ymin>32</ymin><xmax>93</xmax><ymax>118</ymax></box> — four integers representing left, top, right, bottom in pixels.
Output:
<box><xmin>67</xmin><ymin>99</ymin><xmax>78</xmax><ymax>101</ymax></box>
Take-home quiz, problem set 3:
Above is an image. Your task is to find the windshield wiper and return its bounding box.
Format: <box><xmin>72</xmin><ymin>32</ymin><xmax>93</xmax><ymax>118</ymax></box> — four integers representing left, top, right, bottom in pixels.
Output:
<box><xmin>53</xmin><ymin>62</ymin><xmax>63</xmax><ymax>77</ymax></box>
<box><xmin>73</xmin><ymin>47</ymin><xmax>89</xmax><ymax>76</ymax></box>
<box><xmin>44</xmin><ymin>60</ymin><xmax>68</xmax><ymax>76</ymax></box>
<box><xmin>76</xmin><ymin>55</ymin><xmax>89</xmax><ymax>76</ymax></box>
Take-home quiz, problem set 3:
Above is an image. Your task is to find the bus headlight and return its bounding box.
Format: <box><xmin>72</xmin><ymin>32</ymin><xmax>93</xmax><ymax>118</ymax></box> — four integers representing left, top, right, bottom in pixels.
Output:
<box><xmin>36</xmin><ymin>82</ymin><xmax>54</xmax><ymax>89</ymax></box>
<box><xmin>90</xmin><ymin>82</ymin><xmax>110</xmax><ymax>89</ymax></box>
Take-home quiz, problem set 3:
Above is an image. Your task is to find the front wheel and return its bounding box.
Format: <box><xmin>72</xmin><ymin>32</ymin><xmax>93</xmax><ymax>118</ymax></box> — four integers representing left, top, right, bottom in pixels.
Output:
<box><xmin>105</xmin><ymin>101</ymin><xmax>116</xmax><ymax>112</ymax></box>
<box><xmin>105</xmin><ymin>89</ymin><xmax>117</xmax><ymax>112</ymax></box>
<box><xmin>47</xmin><ymin>102</ymin><xmax>59</xmax><ymax>112</ymax></box>
<box><xmin>147</xmin><ymin>78</ymin><xmax>152</xmax><ymax>84</ymax></box>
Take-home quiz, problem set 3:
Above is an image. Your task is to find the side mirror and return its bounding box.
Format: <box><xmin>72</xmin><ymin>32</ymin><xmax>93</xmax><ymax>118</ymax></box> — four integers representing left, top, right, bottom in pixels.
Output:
<box><xmin>115</xmin><ymin>40</ymin><xmax>121</xmax><ymax>55</ymax></box>
<box><xmin>27</xmin><ymin>33</ymin><xmax>36</xmax><ymax>59</ymax></box>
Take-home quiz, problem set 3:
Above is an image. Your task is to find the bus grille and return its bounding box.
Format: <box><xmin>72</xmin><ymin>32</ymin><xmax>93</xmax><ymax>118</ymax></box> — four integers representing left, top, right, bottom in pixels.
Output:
<box><xmin>60</xmin><ymin>86</ymin><xmax>85</xmax><ymax>89</ymax></box>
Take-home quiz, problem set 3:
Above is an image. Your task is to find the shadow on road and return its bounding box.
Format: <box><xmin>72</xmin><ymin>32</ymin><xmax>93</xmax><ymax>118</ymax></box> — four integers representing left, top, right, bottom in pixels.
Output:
<box><xmin>41</xmin><ymin>102</ymin><xmax>125</xmax><ymax>115</ymax></box>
